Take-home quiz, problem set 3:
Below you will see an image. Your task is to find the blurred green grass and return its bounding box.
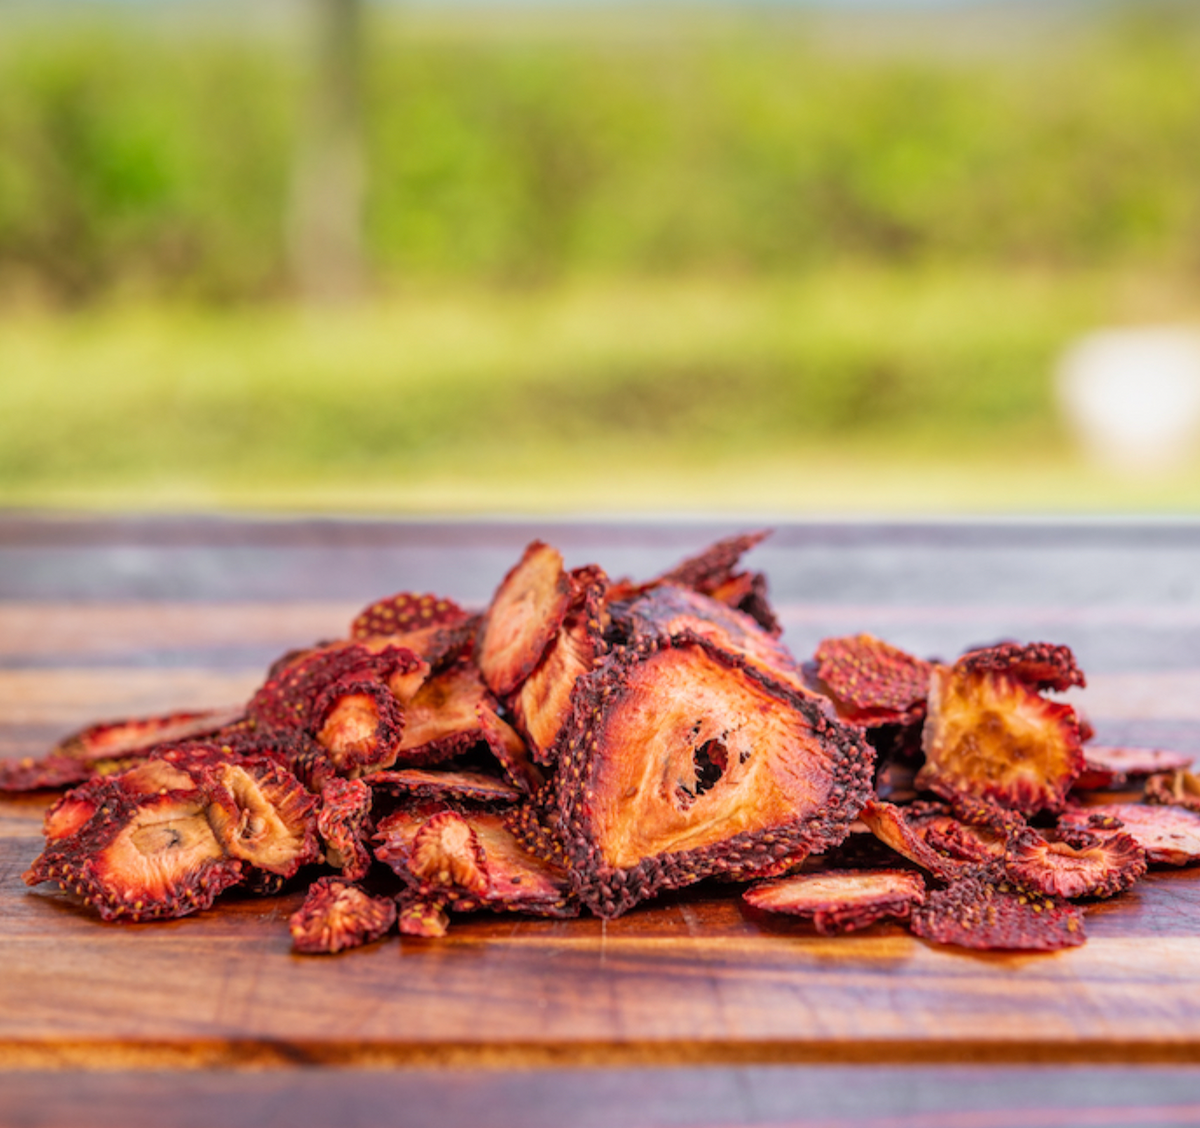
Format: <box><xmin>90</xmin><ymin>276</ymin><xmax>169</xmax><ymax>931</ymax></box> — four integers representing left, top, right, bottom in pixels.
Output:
<box><xmin>2</xmin><ymin>4</ymin><xmax>1199</xmax><ymax>298</ymax></box>
<box><xmin>3</xmin><ymin>3</ymin><xmax>1200</xmax><ymax>513</ymax></box>
<box><xmin>5</xmin><ymin>267</ymin><xmax>1200</xmax><ymax>514</ymax></box>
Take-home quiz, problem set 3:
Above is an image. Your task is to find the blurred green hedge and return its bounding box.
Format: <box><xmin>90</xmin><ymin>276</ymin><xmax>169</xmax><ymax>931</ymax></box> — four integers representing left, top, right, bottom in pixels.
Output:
<box><xmin>0</xmin><ymin>4</ymin><xmax>1198</xmax><ymax>301</ymax></box>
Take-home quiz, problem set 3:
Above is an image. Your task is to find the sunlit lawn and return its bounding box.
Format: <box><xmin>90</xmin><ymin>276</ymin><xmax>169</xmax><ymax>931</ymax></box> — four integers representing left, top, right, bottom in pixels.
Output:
<box><xmin>5</xmin><ymin>266</ymin><xmax>1200</xmax><ymax>515</ymax></box>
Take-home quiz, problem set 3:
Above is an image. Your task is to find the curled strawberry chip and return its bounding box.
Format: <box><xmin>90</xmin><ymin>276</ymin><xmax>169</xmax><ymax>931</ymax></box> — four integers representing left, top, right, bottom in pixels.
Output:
<box><xmin>375</xmin><ymin>800</ymin><xmax>575</xmax><ymax>918</ymax></box>
<box><xmin>1005</xmin><ymin>826</ymin><xmax>1146</xmax><ymax>899</ymax></box>
<box><xmin>744</xmin><ymin>869</ymin><xmax>925</xmax><ymax>935</ymax></box>
<box><xmin>1060</xmin><ymin>803</ymin><xmax>1200</xmax><ymax>866</ymax></box>
<box><xmin>1074</xmin><ymin>746</ymin><xmax>1194</xmax><ymax>791</ymax></box>
<box><xmin>203</xmin><ymin>757</ymin><xmax>321</xmax><ymax>879</ymax></box>
<box><xmin>1144</xmin><ymin>770</ymin><xmax>1200</xmax><ymax>813</ymax></box>
<box><xmin>910</xmin><ymin>876</ymin><xmax>1086</xmax><ymax>951</ymax></box>
<box><xmin>351</xmin><ymin>592</ymin><xmax>469</xmax><ymax>641</ymax></box>
<box><xmin>858</xmin><ymin>801</ymin><xmax>970</xmax><ymax>881</ymax></box>
<box><xmin>317</xmin><ymin>777</ymin><xmax>374</xmax><ymax>881</ymax></box>
<box><xmin>917</xmin><ymin>654</ymin><xmax>1083</xmax><ymax>812</ymax></box>
<box><xmin>812</xmin><ymin>634</ymin><xmax>932</xmax><ymax>727</ymax></box>
<box><xmin>289</xmin><ymin>876</ymin><xmax>397</xmax><ymax>954</ymax></box>
<box><xmin>475</xmin><ymin>540</ymin><xmax>574</xmax><ymax>697</ymax></box>
<box><xmin>956</xmin><ymin>642</ymin><xmax>1086</xmax><ymax>693</ymax></box>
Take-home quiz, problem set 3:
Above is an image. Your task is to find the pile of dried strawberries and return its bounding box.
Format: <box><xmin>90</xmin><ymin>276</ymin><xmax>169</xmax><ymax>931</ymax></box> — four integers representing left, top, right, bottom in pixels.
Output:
<box><xmin>5</xmin><ymin>531</ymin><xmax>1198</xmax><ymax>954</ymax></box>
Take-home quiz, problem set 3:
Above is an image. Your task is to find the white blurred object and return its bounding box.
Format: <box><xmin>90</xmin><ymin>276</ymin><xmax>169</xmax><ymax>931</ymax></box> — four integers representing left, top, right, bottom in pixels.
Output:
<box><xmin>1056</xmin><ymin>327</ymin><xmax>1200</xmax><ymax>473</ymax></box>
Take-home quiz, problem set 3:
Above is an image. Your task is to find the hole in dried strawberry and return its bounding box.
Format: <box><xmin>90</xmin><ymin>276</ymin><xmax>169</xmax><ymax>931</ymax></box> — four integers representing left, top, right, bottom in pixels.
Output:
<box><xmin>693</xmin><ymin>739</ymin><xmax>729</xmax><ymax>796</ymax></box>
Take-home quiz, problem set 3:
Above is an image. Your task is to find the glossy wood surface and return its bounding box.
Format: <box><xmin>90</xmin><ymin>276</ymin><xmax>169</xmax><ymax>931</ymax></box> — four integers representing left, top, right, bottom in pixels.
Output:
<box><xmin>3</xmin><ymin>516</ymin><xmax>1200</xmax><ymax>1121</ymax></box>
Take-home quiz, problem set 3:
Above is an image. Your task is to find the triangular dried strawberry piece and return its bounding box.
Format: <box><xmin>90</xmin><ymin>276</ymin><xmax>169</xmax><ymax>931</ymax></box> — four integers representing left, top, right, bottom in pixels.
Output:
<box><xmin>654</xmin><ymin>530</ymin><xmax>771</xmax><ymax>595</ymax></box>
<box><xmin>744</xmin><ymin>869</ymin><xmax>925</xmax><ymax>935</ymax></box>
<box><xmin>812</xmin><ymin>634</ymin><xmax>932</xmax><ymax>727</ymax></box>
<box><xmin>858</xmin><ymin>801</ymin><xmax>971</xmax><ymax>881</ymax></box>
<box><xmin>552</xmin><ymin>634</ymin><xmax>874</xmax><ymax>918</ymax></box>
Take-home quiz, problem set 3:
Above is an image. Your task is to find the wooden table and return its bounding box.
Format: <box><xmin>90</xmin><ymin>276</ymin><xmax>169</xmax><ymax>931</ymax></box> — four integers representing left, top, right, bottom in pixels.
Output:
<box><xmin>4</xmin><ymin>515</ymin><xmax>1200</xmax><ymax>1126</ymax></box>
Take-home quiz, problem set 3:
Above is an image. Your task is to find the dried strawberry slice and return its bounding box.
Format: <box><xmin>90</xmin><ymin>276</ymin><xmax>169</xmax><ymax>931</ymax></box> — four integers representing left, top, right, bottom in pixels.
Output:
<box><xmin>956</xmin><ymin>642</ymin><xmax>1086</xmax><ymax>693</ymax></box>
<box><xmin>553</xmin><ymin>634</ymin><xmax>875</xmax><ymax>918</ymax></box>
<box><xmin>615</xmin><ymin>585</ymin><xmax>808</xmax><ymax>697</ymax></box>
<box><xmin>204</xmin><ymin>758</ymin><xmax>320</xmax><ymax>878</ymax></box>
<box><xmin>392</xmin><ymin>663</ymin><xmax>491</xmax><ymax>764</ymax></box>
<box><xmin>1076</xmin><ymin>747</ymin><xmax>1194</xmax><ymax>791</ymax></box>
<box><xmin>361</xmin><ymin>618</ymin><xmax>478</xmax><ymax>674</ymax></box>
<box><xmin>311</xmin><ymin>678</ymin><xmax>405</xmax><ymax>777</ymax></box>
<box><xmin>707</xmin><ymin>571</ymin><xmax>781</xmax><ymax>637</ymax></box>
<box><xmin>1005</xmin><ymin>826</ymin><xmax>1146</xmax><ymax>899</ymax></box>
<box><xmin>409</xmin><ymin>808</ymin><xmax>490</xmax><ymax>894</ymax></box>
<box><xmin>397</xmin><ymin>895</ymin><xmax>450</xmax><ymax>938</ymax></box>
<box><xmin>511</xmin><ymin>564</ymin><xmax>608</xmax><ymax>765</ymax></box>
<box><xmin>248</xmin><ymin>641</ymin><xmax>424</xmax><ymax>741</ymax></box>
<box><xmin>654</xmin><ymin>530</ymin><xmax>771</xmax><ymax>595</ymax></box>
<box><xmin>812</xmin><ymin>634</ymin><xmax>932</xmax><ymax>727</ymax></box>
<box><xmin>0</xmin><ymin>705</ymin><xmax>245</xmax><ymax>792</ymax></box>
<box><xmin>916</xmin><ymin>659</ymin><xmax>1083</xmax><ymax>812</ymax></box>
<box><xmin>914</xmin><ymin>813</ymin><xmax>1008</xmax><ymax>866</ymax></box>
<box><xmin>375</xmin><ymin>801</ymin><xmax>575</xmax><ymax>917</ymax></box>
<box><xmin>477</xmin><ymin>706</ymin><xmax>543</xmax><ymax>794</ymax></box>
<box><xmin>364</xmin><ymin>767</ymin><xmax>522</xmax><ymax>804</ymax></box>
<box><xmin>1060</xmin><ymin>803</ymin><xmax>1200</xmax><ymax>866</ymax></box>
<box><xmin>24</xmin><ymin>785</ymin><xmax>244</xmax><ymax>922</ymax></box>
<box><xmin>351</xmin><ymin>592</ymin><xmax>469</xmax><ymax>641</ymax></box>
<box><xmin>910</xmin><ymin>876</ymin><xmax>1086</xmax><ymax>951</ymax></box>
<box><xmin>289</xmin><ymin>876</ymin><xmax>397</xmax><ymax>954</ymax></box>
<box><xmin>475</xmin><ymin>541</ymin><xmax>573</xmax><ymax>697</ymax></box>
<box><xmin>317</xmin><ymin>777</ymin><xmax>374</xmax><ymax>881</ymax></box>
<box><xmin>744</xmin><ymin>869</ymin><xmax>925</xmax><ymax>935</ymax></box>
<box><xmin>1144</xmin><ymin>770</ymin><xmax>1200</xmax><ymax>813</ymax></box>
<box><xmin>858</xmin><ymin>801</ymin><xmax>969</xmax><ymax>881</ymax></box>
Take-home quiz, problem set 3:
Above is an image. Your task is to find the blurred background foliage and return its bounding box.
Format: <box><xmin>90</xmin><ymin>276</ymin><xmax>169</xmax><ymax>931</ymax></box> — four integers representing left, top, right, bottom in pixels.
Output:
<box><xmin>2</xmin><ymin>0</ymin><xmax>1200</xmax><ymax>512</ymax></box>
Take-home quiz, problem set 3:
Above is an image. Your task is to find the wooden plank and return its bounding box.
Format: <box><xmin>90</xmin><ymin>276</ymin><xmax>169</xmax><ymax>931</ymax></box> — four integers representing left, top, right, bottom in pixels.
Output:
<box><xmin>4</xmin><ymin>1066</ymin><xmax>1200</xmax><ymax>1128</ymax></box>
